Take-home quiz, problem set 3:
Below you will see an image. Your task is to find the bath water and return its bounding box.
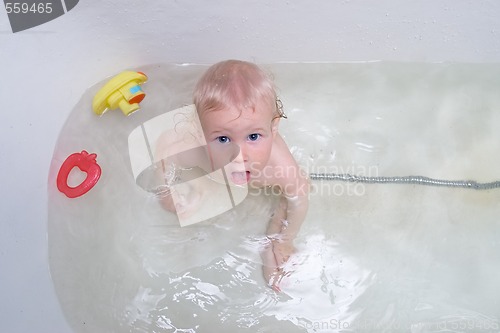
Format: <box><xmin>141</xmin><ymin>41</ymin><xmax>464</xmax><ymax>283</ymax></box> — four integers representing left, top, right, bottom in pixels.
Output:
<box><xmin>48</xmin><ymin>63</ymin><xmax>500</xmax><ymax>333</ymax></box>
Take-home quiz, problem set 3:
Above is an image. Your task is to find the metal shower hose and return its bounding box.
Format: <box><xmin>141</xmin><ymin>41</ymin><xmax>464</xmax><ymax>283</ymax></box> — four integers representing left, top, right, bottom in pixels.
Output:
<box><xmin>308</xmin><ymin>173</ymin><xmax>500</xmax><ymax>190</ymax></box>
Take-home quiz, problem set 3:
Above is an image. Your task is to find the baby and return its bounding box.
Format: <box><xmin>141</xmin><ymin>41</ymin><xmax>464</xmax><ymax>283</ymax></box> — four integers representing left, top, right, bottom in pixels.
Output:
<box><xmin>158</xmin><ymin>60</ymin><xmax>309</xmax><ymax>290</ymax></box>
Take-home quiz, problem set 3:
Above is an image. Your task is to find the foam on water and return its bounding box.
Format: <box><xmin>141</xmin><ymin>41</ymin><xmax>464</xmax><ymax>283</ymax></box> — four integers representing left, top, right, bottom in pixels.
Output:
<box><xmin>48</xmin><ymin>63</ymin><xmax>500</xmax><ymax>332</ymax></box>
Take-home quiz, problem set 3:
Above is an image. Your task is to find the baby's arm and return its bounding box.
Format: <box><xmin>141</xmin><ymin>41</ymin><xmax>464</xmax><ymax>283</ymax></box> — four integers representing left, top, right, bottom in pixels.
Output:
<box><xmin>154</xmin><ymin>123</ymin><xmax>208</xmax><ymax>213</ymax></box>
<box><xmin>262</xmin><ymin>135</ymin><xmax>310</xmax><ymax>290</ymax></box>
<box><xmin>263</xmin><ymin>167</ymin><xmax>309</xmax><ymax>291</ymax></box>
<box><xmin>271</xmin><ymin>167</ymin><xmax>310</xmax><ymax>263</ymax></box>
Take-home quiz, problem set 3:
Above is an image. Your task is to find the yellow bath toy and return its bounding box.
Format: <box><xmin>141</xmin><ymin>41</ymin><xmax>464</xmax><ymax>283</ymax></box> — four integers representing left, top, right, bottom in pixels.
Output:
<box><xmin>92</xmin><ymin>71</ymin><xmax>148</xmax><ymax>116</ymax></box>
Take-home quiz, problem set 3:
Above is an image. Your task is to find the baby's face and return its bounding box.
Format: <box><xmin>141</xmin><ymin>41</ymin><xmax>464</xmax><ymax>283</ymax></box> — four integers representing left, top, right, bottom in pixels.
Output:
<box><xmin>199</xmin><ymin>100</ymin><xmax>277</xmax><ymax>186</ymax></box>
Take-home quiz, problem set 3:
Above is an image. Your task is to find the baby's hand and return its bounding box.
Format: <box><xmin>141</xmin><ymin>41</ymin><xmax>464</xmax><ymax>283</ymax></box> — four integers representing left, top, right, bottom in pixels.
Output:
<box><xmin>272</xmin><ymin>239</ymin><xmax>295</xmax><ymax>266</ymax></box>
<box><xmin>260</xmin><ymin>238</ymin><xmax>295</xmax><ymax>292</ymax></box>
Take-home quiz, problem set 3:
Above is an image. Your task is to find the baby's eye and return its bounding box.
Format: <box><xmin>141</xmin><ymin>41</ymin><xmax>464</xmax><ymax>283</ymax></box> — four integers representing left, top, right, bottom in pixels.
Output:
<box><xmin>248</xmin><ymin>133</ymin><xmax>261</xmax><ymax>141</ymax></box>
<box><xmin>217</xmin><ymin>136</ymin><xmax>230</xmax><ymax>144</ymax></box>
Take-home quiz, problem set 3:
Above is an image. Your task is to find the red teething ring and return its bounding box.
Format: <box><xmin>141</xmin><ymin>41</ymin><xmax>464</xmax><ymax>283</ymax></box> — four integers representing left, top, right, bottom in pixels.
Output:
<box><xmin>57</xmin><ymin>150</ymin><xmax>101</xmax><ymax>198</ymax></box>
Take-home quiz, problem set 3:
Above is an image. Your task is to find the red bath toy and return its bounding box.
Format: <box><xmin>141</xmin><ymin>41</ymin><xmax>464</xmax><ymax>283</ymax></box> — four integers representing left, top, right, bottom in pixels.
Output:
<box><xmin>57</xmin><ymin>150</ymin><xmax>101</xmax><ymax>198</ymax></box>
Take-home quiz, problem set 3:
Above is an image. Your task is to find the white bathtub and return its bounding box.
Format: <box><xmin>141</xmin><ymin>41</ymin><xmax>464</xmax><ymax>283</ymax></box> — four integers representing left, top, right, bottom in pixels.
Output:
<box><xmin>1</xmin><ymin>1</ymin><xmax>499</xmax><ymax>332</ymax></box>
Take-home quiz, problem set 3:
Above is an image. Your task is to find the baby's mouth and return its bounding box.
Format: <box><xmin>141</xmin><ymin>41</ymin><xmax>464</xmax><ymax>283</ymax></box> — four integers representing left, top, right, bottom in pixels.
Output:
<box><xmin>230</xmin><ymin>171</ymin><xmax>250</xmax><ymax>185</ymax></box>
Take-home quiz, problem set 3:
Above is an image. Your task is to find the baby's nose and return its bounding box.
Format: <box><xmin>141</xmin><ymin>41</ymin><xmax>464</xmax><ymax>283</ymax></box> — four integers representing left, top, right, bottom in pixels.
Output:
<box><xmin>232</xmin><ymin>145</ymin><xmax>247</xmax><ymax>163</ymax></box>
<box><xmin>232</xmin><ymin>150</ymin><xmax>244</xmax><ymax>163</ymax></box>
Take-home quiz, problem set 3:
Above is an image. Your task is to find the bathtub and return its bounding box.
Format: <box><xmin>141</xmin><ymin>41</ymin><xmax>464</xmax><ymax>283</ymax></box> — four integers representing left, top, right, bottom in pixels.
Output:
<box><xmin>1</xmin><ymin>1</ymin><xmax>500</xmax><ymax>332</ymax></box>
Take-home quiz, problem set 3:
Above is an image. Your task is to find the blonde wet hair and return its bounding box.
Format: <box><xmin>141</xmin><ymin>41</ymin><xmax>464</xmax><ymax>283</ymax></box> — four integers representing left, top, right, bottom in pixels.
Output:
<box><xmin>193</xmin><ymin>60</ymin><xmax>286</xmax><ymax>120</ymax></box>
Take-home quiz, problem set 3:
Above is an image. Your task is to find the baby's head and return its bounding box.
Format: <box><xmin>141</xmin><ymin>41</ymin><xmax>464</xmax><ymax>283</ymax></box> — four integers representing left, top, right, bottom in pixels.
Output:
<box><xmin>193</xmin><ymin>60</ymin><xmax>286</xmax><ymax>184</ymax></box>
<box><xmin>193</xmin><ymin>60</ymin><xmax>285</xmax><ymax>121</ymax></box>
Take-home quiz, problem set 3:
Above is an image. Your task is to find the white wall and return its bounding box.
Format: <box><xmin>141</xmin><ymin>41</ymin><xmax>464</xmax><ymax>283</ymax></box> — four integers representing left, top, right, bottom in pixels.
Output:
<box><xmin>0</xmin><ymin>1</ymin><xmax>499</xmax><ymax>332</ymax></box>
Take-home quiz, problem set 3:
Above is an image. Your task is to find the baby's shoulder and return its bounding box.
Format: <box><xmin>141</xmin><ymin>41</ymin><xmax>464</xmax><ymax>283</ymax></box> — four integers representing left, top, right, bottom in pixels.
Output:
<box><xmin>155</xmin><ymin>104</ymin><xmax>205</xmax><ymax>157</ymax></box>
<box><xmin>270</xmin><ymin>133</ymin><xmax>298</xmax><ymax>167</ymax></box>
<box><xmin>268</xmin><ymin>134</ymin><xmax>309</xmax><ymax>195</ymax></box>
<box><xmin>267</xmin><ymin>134</ymin><xmax>301</xmax><ymax>183</ymax></box>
